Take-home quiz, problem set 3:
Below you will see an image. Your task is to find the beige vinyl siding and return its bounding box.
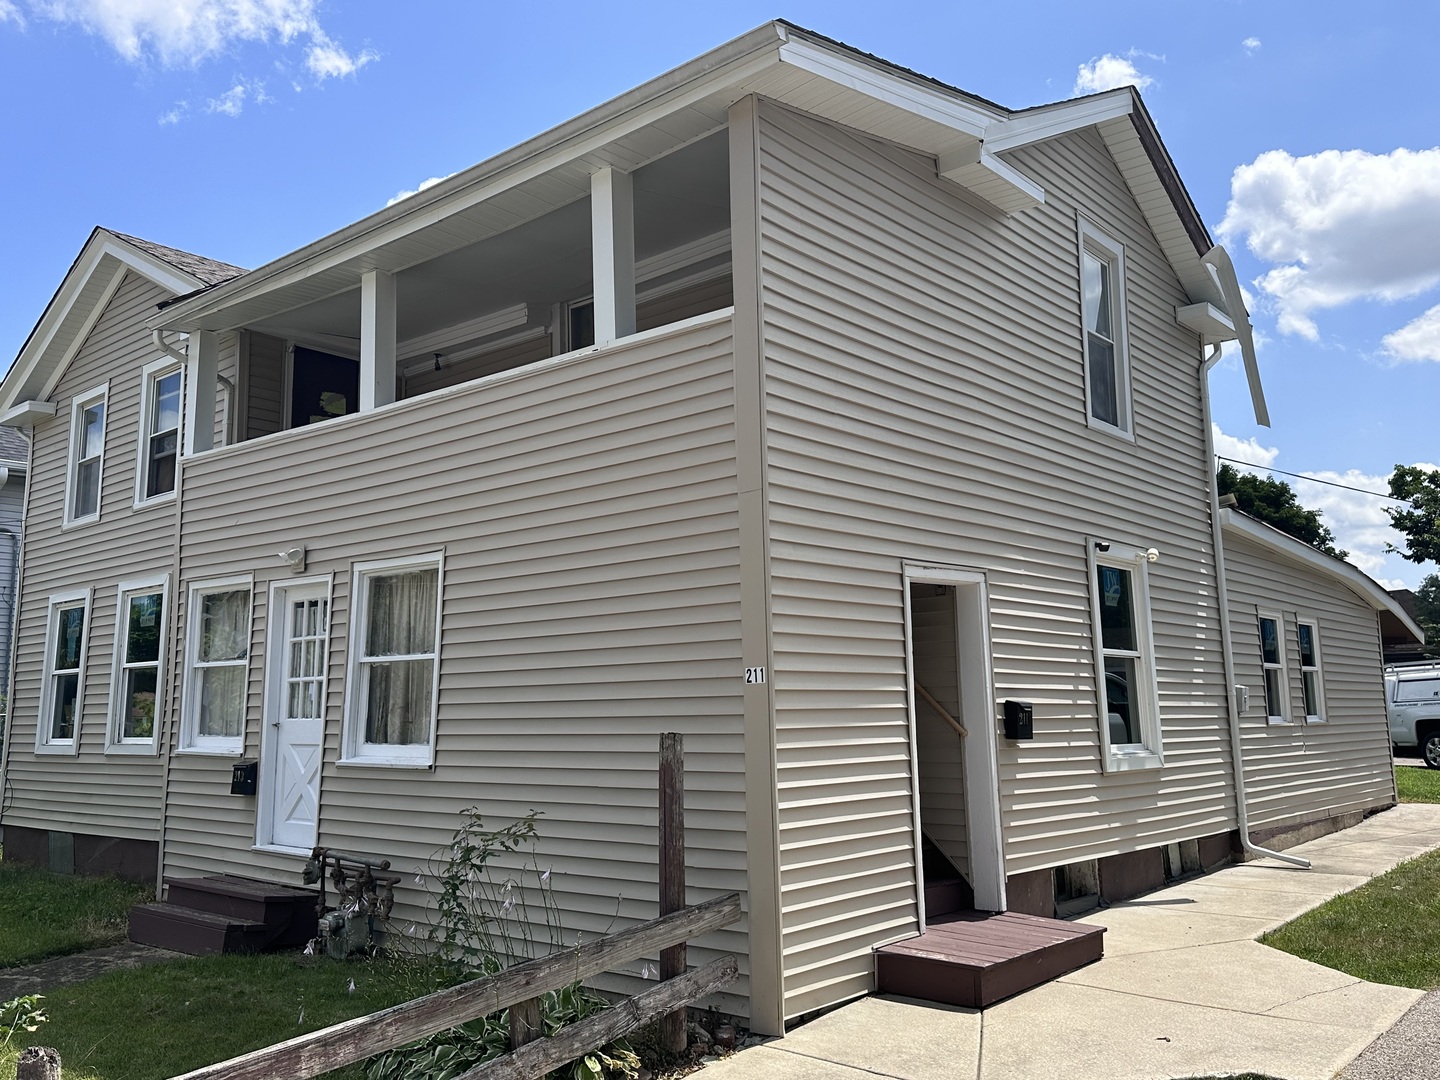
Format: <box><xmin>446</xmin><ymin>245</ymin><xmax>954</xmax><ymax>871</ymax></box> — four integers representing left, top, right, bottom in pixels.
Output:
<box><xmin>163</xmin><ymin>313</ymin><xmax>751</xmax><ymax>1012</ymax></box>
<box><xmin>1224</xmin><ymin>532</ymin><xmax>1395</xmax><ymax>826</ymax></box>
<box><xmin>243</xmin><ymin>332</ymin><xmax>285</xmax><ymax>440</ymax></box>
<box><xmin>754</xmin><ymin>103</ymin><xmax>1232</xmax><ymax>1019</ymax></box>
<box><xmin>4</xmin><ymin>272</ymin><xmax>178</xmax><ymax>841</ymax></box>
<box><xmin>0</xmin><ymin>471</ymin><xmax>25</xmax><ymax>694</ymax></box>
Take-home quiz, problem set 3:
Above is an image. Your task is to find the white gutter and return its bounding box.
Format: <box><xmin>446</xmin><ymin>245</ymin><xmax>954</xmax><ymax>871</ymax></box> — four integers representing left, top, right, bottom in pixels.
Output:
<box><xmin>1203</xmin><ymin>343</ymin><xmax>1310</xmax><ymax>869</ymax></box>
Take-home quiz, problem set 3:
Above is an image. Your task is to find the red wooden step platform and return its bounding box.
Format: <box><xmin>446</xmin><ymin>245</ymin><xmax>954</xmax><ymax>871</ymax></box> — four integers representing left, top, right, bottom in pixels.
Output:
<box><xmin>875</xmin><ymin>910</ymin><xmax>1104</xmax><ymax>1009</ymax></box>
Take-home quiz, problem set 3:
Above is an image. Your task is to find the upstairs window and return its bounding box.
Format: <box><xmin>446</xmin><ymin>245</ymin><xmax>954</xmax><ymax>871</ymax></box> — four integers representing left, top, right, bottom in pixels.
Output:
<box><xmin>1078</xmin><ymin>219</ymin><xmax>1132</xmax><ymax>437</ymax></box>
<box><xmin>108</xmin><ymin>579</ymin><xmax>168</xmax><ymax>753</ymax></box>
<box><xmin>1297</xmin><ymin>619</ymin><xmax>1324</xmax><ymax>723</ymax></box>
<box><xmin>37</xmin><ymin>589</ymin><xmax>91</xmax><ymax>754</ymax></box>
<box><xmin>290</xmin><ymin>346</ymin><xmax>359</xmax><ymax>429</ymax></box>
<box><xmin>66</xmin><ymin>385</ymin><xmax>107</xmax><ymax>524</ymax></box>
<box><xmin>137</xmin><ymin>362</ymin><xmax>182</xmax><ymax>504</ymax></box>
<box><xmin>1258</xmin><ymin>614</ymin><xmax>1287</xmax><ymax>723</ymax></box>
<box><xmin>1089</xmin><ymin>542</ymin><xmax>1162</xmax><ymax>770</ymax></box>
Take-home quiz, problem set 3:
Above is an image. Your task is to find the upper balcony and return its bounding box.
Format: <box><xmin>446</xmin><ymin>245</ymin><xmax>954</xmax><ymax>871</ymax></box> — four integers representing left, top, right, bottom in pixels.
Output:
<box><xmin>161</xmin><ymin>127</ymin><xmax>733</xmax><ymax>457</ymax></box>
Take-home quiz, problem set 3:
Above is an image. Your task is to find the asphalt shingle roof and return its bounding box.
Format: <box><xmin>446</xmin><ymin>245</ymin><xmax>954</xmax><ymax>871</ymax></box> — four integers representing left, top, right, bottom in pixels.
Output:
<box><xmin>109</xmin><ymin>231</ymin><xmax>247</xmax><ymax>287</ymax></box>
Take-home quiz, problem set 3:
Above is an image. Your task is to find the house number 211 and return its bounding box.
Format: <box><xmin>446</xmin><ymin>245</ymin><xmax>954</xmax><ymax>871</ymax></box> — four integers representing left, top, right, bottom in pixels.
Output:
<box><xmin>745</xmin><ymin>666</ymin><xmax>767</xmax><ymax>685</ymax></box>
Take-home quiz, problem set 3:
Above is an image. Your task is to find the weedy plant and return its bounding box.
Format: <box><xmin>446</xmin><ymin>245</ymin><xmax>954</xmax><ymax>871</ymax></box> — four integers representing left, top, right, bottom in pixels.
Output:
<box><xmin>368</xmin><ymin>809</ymin><xmax>640</xmax><ymax>1080</ymax></box>
<box><xmin>1</xmin><ymin>994</ymin><xmax>47</xmax><ymax>1048</ymax></box>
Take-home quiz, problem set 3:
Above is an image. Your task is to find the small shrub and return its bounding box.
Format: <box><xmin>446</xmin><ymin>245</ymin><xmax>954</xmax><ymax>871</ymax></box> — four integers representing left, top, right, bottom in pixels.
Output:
<box><xmin>1</xmin><ymin>995</ymin><xmax>46</xmax><ymax>1048</ymax></box>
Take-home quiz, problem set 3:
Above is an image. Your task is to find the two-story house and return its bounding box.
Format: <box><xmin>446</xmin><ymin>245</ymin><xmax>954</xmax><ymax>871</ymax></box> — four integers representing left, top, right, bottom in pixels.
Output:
<box><xmin>0</xmin><ymin>22</ymin><xmax>1417</xmax><ymax>1032</ymax></box>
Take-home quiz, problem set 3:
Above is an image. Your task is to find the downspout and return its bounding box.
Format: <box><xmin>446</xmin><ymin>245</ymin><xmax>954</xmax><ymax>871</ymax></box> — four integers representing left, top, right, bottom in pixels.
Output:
<box><xmin>154</xmin><ymin>329</ymin><xmax>235</xmax><ymax>445</ymax></box>
<box><xmin>1202</xmin><ymin>343</ymin><xmax>1310</xmax><ymax>868</ymax></box>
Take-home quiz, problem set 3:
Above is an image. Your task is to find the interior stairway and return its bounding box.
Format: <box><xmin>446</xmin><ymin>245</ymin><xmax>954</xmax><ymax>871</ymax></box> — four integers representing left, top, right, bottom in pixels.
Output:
<box><xmin>129</xmin><ymin>875</ymin><xmax>319</xmax><ymax>956</ymax></box>
<box><xmin>875</xmin><ymin>837</ymin><xmax>1105</xmax><ymax>1009</ymax></box>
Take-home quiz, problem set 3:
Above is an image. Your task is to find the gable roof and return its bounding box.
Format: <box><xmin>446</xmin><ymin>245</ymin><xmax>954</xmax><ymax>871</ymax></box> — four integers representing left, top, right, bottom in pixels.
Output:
<box><xmin>1222</xmin><ymin>507</ymin><xmax>1424</xmax><ymax>644</ymax></box>
<box><xmin>0</xmin><ymin>228</ymin><xmax>246</xmax><ymax>417</ymax></box>
<box><xmin>0</xmin><ymin>425</ymin><xmax>27</xmax><ymax>467</ymax></box>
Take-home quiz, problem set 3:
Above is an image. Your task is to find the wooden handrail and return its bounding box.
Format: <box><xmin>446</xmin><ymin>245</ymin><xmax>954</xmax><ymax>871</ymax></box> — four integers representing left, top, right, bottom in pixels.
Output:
<box><xmin>916</xmin><ymin>683</ymin><xmax>967</xmax><ymax>737</ymax></box>
<box><xmin>169</xmin><ymin>892</ymin><xmax>742</xmax><ymax>1080</ymax></box>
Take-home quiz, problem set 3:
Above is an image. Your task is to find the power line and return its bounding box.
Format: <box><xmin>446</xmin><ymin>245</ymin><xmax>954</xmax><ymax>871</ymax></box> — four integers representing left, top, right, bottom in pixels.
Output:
<box><xmin>1216</xmin><ymin>455</ymin><xmax>1412</xmax><ymax>504</ymax></box>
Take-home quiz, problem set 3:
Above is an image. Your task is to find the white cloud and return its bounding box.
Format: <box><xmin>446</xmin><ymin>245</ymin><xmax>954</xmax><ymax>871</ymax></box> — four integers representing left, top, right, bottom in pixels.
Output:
<box><xmin>1291</xmin><ymin>469</ymin><xmax>1406</xmax><ymax>576</ymax></box>
<box><xmin>207</xmin><ymin>82</ymin><xmax>246</xmax><ymax>116</ymax></box>
<box><xmin>1212</xmin><ymin>424</ymin><xmax>1278</xmax><ymax>470</ymax></box>
<box><xmin>1074</xmin><ymin>54</ymin><xmax>1153</xmax><ymax>95</ymax></box>
<box><xmin>386</xmin><ymin>175</ymin><xmax>450</xmax><ymax>208</ymax></box>
<box><xmin>305</xmin><ymin>32</ymin><xmax>377</xmax><ymax>79</ymax></box>
<box><xmin>158</xmin><ymin>101</ymin><xmax>188</xmax><ymax>125</ymax></box>
<box><xmin>0</xmin><ymin>0</ymin><xmax>23</xmax><ymax>25</ymax></box>
<box><xmin>1242</xmin><ymin>37</ymin><xmax>1261</xmax><ymax>53</ymax></box>
<box><xmin>1219</xmin><ymin>147</ymin><xmax>1440</xmax><ymax>340</ymax></box>
<box><xmin>1382</xmin><ymin>303</ymin><xmax>1440</xmax><ymax>363</ymax></box>
<box><xmin>11</xmin><ymin>0</ymin><xmax>374</xmax><ymax>77</ymax></box>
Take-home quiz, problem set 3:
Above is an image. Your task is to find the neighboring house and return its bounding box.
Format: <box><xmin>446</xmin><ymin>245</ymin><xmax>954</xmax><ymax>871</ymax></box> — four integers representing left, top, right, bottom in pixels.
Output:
<box><xmin>0</xmin><ymin>22</ymin><xmax>1421</xmax><ymax>1032</ymax></box>
<box><xmin>0</xmin><ymin>425</ymin><xmax>27</xmax><ymax>699</ymax></box>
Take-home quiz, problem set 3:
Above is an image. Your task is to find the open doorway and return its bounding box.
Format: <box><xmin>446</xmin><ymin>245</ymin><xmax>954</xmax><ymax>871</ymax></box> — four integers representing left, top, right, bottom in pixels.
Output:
<box><xmin>903</xmin><ymin>566</ymin><xmax>1006</xmax><ymax>922</ymax></box>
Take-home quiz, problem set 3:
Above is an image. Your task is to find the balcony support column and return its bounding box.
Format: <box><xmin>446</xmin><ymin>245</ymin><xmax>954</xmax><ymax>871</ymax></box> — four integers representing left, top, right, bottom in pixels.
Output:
<box><xmin>361</xmin><ymin>269</ymin><xmax>397</xmax><ymax>410</ymax></box>
<box><xmin>183</xmin><ymin>330</ymin><xmax>218</xmax><ymax>455</ymax></box>
<box><xmin>590</xmin><ymin>167</ymin><xmax>636</xmax><ymax>344</ymax></box>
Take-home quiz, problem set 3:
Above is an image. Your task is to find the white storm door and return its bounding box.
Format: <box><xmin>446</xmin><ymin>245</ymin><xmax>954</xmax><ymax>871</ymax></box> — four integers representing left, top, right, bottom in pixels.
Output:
<box><xmin>262</xmin><ymin>584</ymin><xmax>327</xmax><ymax>851</ymax></box>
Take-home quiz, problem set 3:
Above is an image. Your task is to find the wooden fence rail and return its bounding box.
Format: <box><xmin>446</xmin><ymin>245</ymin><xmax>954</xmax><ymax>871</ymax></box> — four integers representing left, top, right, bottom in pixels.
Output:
<box><xmin>169</xmin><ymin>891</ymin><xmax>742</xmax><ymax>1080</ymax></box>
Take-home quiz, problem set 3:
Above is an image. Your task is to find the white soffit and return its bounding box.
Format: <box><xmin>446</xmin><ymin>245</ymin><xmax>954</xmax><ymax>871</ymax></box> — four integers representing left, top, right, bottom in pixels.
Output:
<box><xmin>1221</xmin><ymin>509</ymin><xmax>1424</xmax><ymax>641</ymax></box>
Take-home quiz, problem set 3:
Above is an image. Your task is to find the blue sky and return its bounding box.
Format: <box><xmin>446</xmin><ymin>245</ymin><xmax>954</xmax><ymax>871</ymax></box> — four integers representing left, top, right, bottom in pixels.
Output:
<box><xmin>1</xmin><ymin>1</ymin><xmax>1436</xmax><ymax>588</ymax></box>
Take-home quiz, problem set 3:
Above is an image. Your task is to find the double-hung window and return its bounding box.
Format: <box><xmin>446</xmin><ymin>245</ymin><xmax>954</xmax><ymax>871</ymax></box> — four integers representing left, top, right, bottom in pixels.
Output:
<box><xmin>66</xmin><ymin>385</ymin><xmax>107</xmax><ymax>525</ymax></box>
<box><xmin>1258</xmin><ymin>614</ymin><xmax>1287</xmax><ymax>724</ymax></box>
<box><xmin>343</xmin><ymin>554</ymin><xmax>443</xmax><ymax>766</ymax></box>
<box><xmin>1296</xmin><ymin>619</ymin><xmax>1324</xmax><ymax>723</ymax></box>
<box><xmin>108</xmin><ymin>578</ymin><xmax>168</xmax><ymax>753</ymax></box>
<box><xmin>1078</xmin><ymin>219</ymin><xmax>1132</xmax><ymax>437</ymax></box>
<box><xmin>37</xmin><ymin>589</ymin><xmax>91</xmax><ymax>754</ymax></box>
<box><xmin>136</xmin><ymin>361</ymin><xmax>182</xmax><ymax>504</ymax></box>
<box><xmin>1089</xmin><ymin>541</ymin><xmax>1162</xmax><ymax>770</ymax></box>
<box><xmin>181</xmin><ymin>578</ymin><xmax>253</xmax><ymax>753</ymax></box>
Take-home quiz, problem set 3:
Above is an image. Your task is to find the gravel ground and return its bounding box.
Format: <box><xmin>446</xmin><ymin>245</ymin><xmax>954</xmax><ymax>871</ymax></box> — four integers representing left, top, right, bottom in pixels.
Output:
<box><xmin>1340</xmin><ymin>989</ymin><xmax>1440</xmax><ymax>1080</ymax></box>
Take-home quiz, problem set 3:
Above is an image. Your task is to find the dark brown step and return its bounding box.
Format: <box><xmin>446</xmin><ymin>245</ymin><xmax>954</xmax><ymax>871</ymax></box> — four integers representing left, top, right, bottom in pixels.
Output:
<box><xmin>162</xmin><ymin>875</ymin><xmax>318</xmax><ymax>947</ymax></box>
<box><xmin>876</xmin><ymin>910</ymin><xmax>1104</xmax><ymax>1009</ymax></box>
<box><xmin>925</xmin><ymin>876</ymin><xmax>975</xmax><ymax>918</ymax></box>
<box><xmin>129</xmin><ymin>903</ymin><xmax>275</xmax><ymax>956</ymax></box>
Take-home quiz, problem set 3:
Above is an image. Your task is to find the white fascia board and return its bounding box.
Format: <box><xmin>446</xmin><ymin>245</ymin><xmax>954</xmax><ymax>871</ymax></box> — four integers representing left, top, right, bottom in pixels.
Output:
<box><xmin>1202</xmin><ymin>243</ymin><xmax>1269</xmax><ymax>426</ymax></box>
<box><xmin>0</xmin><ymin>400</ymin><xmax>57</xmax><ymax>427</ymax></box>
<box><xmin>1221</xmin><ymin>508</ymin><xmax>1424</xmax><ymax>641</ymax></box>
<box><xmin>399</xmin><ymin>302</ymin><xmax>535</xmax><ymax>360</ymax></box>
<box><xmin>1176</xmin><ymin>302</ymin><xmax>1235</xmax><ymax>343</ymax></box>
<box><xmin>154</xmin><ymin>27</ymin><xmax>791</xmax><ymax>332</ymax></box>
<box><xmin>982</xmin><ymin>91</ymin><xmax>1135</xmax><ymax>154</ymax></box>
<box><xmin>776</xmin><ymin>39</ymin><xmax>991</xmax><ymax>139</ymax></box>
<box><xmin>937</xmin><ymin>146</ymin><xmax>1045</xmax><ymax>213</ymax></box>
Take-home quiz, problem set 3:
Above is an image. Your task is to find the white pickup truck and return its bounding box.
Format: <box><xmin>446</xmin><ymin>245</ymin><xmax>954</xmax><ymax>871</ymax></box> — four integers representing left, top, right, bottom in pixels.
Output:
<box><xmin>1388</xmin><ymin>662</ymin><xmax>1440</xmax><ymax>767</ymax></box>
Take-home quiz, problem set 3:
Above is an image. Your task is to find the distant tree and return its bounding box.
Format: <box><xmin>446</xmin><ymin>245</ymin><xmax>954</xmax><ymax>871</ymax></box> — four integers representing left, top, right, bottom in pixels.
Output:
<box><xmin>1386</xmin><ymin>465</ymin><xmax>1440</xmax><ymax>565</ymax></box>
<box><xmin>1217</xmin><ymin>463</ymin><xmax>1347</xmax><ymax>558</ymax></box>
<box><xmin>1412</xmin><ymin>573</ymin><xmax>1440</xmax><ymax>659</ymax></box>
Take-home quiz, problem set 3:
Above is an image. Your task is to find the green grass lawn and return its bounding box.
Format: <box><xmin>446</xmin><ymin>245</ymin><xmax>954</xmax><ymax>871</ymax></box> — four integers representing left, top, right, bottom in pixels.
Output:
<box><xmin>1395</xmin><ymin>764</ymin><xmax>1440</xmax><ymax>803</ymax></box>
<box><xmin>2</xmin><ymin>953</ymin><xmax>413</xmax><ymax>1080</ymax></box>
<box><xmin>0</xmin><ymin>863</ymin><xmax>152</xmax><ymax>968</ymax></box>
<box><xmin>1261</xmin><ymin>845</ymin><xmax>1440</xmax><ymax>989</ymax></box>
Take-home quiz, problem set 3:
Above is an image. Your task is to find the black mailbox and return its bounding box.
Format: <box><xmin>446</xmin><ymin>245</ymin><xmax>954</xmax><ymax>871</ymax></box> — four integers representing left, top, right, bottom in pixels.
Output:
<box><xmin>1003</xmin><ymin>700</ymin><xmax>1034</xmax><ymax>740</ymax></box>
<box><xmin>230</xmin><ymin>759</ymin><xmax>258</xmax><ymax>796</ymax></box>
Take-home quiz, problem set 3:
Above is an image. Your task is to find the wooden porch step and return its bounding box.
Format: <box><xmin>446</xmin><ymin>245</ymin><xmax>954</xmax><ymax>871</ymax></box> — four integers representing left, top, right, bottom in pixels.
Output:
<box><xmin>875</xmin><ymin>910</ymin><xmax>1104</xmax><ymax>1009</ymax></box>
<box><xmin>128</xmin><ymin>903</ymin><xmax>275</xmax><ymax>956</ymax></box>
<box><xmin>162</xmin><ymin>875</ymin><xmax>318</xmax><ymax>946</ymax></box>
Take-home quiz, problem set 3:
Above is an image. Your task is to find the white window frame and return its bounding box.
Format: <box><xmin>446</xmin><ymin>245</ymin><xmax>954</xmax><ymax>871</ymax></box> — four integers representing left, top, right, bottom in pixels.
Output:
<box><xmin>1077</xmin><ymin>218</ymin><xmax>1133</xmax><ymax>440</ymax></box>
<box><xmin>106</xmin><ymin>575</ymin><xmax>170</xmax><ymax>755</ymax></box>
<box><xmin>1087</xmin><ymin>540</ymin><xmax>1163</xmax><ymax>772</ymax></box>
<box><xmin>36</xmin><ymin>587</ymin><xmax>93</xmax><ymax>755</ymax></box>
<box><xmin>1257</xmin><ymin>612</ymin><xmax>1288</xmax><ymax>725</ymax></box>
<box><xmin>134</xmin><ymin>359</ymin><xmax>184</xmax><ymax>508</ymax></box>
<box><xmin>1296</xmin><ymin>616</ymin><xmax>1325</xmax><ymax>724</ymax></box>
<box><xmin>179</xmin><ymin>574</ymin><xmax>254</xmax><ymax>755</ymax></box>
<box><xmin>64</xmin><ymin>383</ymin><xmax>109</xmax><ymax>526</ymax></box>
<box><xmin>341</xmin><ymin>552</ymin><xmax>444</xmax><ymax>768</ymax></box>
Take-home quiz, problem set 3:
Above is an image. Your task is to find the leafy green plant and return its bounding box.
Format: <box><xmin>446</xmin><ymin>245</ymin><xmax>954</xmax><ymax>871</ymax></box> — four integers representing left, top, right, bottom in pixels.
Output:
<box><xmin>1</xmin><ymin>995</ymin><xmax>46</xmax><ymax>1048</ymax></box>
<box><xmin>370</xmin><ymin>809</ymin><xmax>639</xmax><ymax>1080</ymax></box>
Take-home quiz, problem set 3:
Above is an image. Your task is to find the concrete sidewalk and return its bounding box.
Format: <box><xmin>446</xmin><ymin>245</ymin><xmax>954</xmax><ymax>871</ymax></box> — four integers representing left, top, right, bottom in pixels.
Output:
<box><xmin>700</xmin><ymin>802</ymin><xmax>1440</xmax><ymax>1080</ymax></box>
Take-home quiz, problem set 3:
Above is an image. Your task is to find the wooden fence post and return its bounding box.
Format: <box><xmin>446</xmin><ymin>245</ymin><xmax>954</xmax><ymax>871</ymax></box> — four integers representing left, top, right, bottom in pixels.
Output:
<box><xmin>508</xmin><ymin>997</ymin><xmax>544</xmax><ymax>1050</ymax></box>
<box><xmin>658</xmin><ymin>732</ymin><xmax>686</xmax><ymax>1054</ymax></box>
<box><xmin>16</xmin><ymin>1047</ymin><xmax>62</xmax><ymax>1080</ymax></box>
